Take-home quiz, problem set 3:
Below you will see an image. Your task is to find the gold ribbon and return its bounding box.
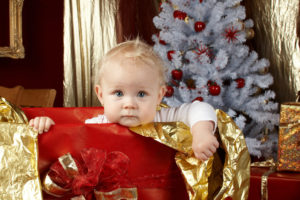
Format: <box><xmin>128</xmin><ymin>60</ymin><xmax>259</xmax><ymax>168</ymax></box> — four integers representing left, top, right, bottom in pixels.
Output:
<box><xmin>260</xmin><ymin>166</ymin><xmax>276</xmax><ymax>200</ymax></box>
<box><xmin>94</xmin><ymin>188</ymin><xmax>138</xmax><ymax>200</ymax></box>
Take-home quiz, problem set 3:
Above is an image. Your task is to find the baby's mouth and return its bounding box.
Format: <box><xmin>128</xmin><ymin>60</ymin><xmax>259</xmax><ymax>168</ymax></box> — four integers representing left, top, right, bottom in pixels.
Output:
<box><xmin>122</xmin><ymin>115</ymin><xmax>136</xmax><ymax>118</ymax></box>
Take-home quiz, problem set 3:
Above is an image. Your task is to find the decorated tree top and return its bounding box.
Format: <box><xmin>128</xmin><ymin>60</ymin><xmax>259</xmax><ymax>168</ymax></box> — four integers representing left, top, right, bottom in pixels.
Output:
<box><xmin>152</xmin><ymin>0</ymin><xmax>279</xmax><ymax>158</ymax></box>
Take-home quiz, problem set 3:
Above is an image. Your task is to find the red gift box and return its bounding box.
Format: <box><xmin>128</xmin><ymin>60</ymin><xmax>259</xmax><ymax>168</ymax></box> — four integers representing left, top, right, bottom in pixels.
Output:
<box><xmin>23</xmin><ymin>107</ymin><xmax>189</xmax><ymax>200</ymax></box>
<box><xmin>249</xmin><ymin>167</ymin><xmax>300</xmax><ymax>200</ymax></box>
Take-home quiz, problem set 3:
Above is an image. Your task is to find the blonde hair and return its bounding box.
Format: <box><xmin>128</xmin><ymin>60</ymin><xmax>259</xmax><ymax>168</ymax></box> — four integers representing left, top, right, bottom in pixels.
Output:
<box><xmin>95</xmin><ymin>38</ymin><xmax>167</xmax><ymax>85</ymax></box>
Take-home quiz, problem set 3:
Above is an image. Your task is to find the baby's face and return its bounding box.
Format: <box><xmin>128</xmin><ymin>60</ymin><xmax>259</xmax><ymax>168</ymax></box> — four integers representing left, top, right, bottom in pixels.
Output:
<box><xmin>95</xmin><ymin>58</ymin><xmax>165</xmax><ymax>127</ymax></box>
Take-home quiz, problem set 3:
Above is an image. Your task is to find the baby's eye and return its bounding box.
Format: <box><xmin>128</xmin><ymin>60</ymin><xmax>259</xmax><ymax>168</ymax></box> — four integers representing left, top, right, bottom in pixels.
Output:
<box><xmin>137</xmin><ymin>91</ymin><xmax>146</xmax><ymax>97</ymax></box>
<box><xmin>114</xmin><ymin>90</ymin><xmax>123</xmax><ymax>97</ymax></box>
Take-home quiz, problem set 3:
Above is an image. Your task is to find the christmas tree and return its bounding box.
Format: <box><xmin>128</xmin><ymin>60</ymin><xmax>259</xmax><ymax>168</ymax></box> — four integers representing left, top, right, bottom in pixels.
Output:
<box><xmin>152</xmin><ymin>0</ymin><xmax>279</xmax><ymax>158</ymax></box>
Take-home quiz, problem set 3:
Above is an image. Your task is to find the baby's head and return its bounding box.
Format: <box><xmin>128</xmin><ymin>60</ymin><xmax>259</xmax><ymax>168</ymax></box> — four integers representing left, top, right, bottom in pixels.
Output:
<box><xmin>95</xmin><ymin>38</ymin><xmax>166</xmax><ymax>86</ymax></box>
<box><xmin>94</xmin><ymin>38</ymin><xmax>167</xmax><ymax>127</ymax></box>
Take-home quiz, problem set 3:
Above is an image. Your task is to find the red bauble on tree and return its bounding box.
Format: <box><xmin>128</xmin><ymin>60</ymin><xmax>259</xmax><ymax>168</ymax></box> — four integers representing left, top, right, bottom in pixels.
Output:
<box><xmin>194</xmin><ymin>21</ymin><xmax>206</xmax><ymax>32</ymax></box>
<box><xmin>159</xmin><ymin>39</ymin><xmax>167</xmax><ymax>45</ymax></box>
<box><xmin>165</xmin><ymin>85</ymin><xmax>174</xmax><ymax>97</ymax></box>
<box><xmin>167</xmin><ymin>50</ymin><xmax>175</xmax><ymax>61</ymax></box>
<box><xmin>235</xmin><ymin>78</ymin><xmax>245</xmax><ymax>88</ymax></box>
<box><xmin>156</xmin><ymin>33</ymin><xmax>167</xmax><ymax>45</ymax></box>
<box><xmin>171</xmin><ymin>69</ymin><xmax>183</xmax><ymax>80</ymax></box>
<box><xmin>207</xmin><ymin>81</ymin><xmax>221</xmax><ymax>96</ymax></box>
<box><xmin>173</xmin><ymin>10</ymin><xmax>187</xmax><ymax>20</ymax></box>
<box><xmin>193</xmin><ymin>96</ymin><xmax>203</xmax><ymax>102</ymax></box>
<box><xmin>199</xmin><ymin>0</ymin><xmax>203</xmax><ymax>3</ymax></box>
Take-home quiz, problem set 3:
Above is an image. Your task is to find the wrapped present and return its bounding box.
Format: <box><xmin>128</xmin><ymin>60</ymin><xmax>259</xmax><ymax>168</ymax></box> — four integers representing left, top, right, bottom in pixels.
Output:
<box><xmin>33</xmin><ymin>122</ymin><xmax>188</xmax><ymax>200</ymax></box>
<box><xmin>22</xmin><ymin>106</ymin><xmax>250</xmax><ymax>200</ymax></box>
<box><xmin>249</xmin><ymin>166</ymin><xmax>300</xmax><ymax>200</ymax></box>
<box><xmin>277</xmin><ymin>100</ymin><xmax>300</xmax><ymax>171</ymax></box>
<box><xmin>0</xmin><ymin>97</ymin><xmax>42</xmax><ymax>200</ymax></box>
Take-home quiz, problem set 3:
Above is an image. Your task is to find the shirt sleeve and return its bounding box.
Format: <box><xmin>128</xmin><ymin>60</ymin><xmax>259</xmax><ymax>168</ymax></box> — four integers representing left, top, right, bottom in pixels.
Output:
<box><xmin>85</xmin><ymin>115</ymin><xmax>110</xmax><ymax>124</ymax></box>
<box><xmin>154</xmin><ymin>101</ymin><xmax>217</xmax><ymax>132</ymax></box>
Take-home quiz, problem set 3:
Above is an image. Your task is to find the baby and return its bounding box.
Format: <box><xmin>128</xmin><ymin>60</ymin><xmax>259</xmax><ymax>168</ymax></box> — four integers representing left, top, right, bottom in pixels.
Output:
<box><xmin>29</xmin><ymin>39</ymin><xmax>219</xmax><ymax>161</ymax></box>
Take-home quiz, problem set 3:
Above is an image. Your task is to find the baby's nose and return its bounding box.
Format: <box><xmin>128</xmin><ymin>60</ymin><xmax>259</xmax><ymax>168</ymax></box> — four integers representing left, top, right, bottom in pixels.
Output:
<box><xmin>123</xmin><ymin>97</ymin><xmax>137</xmax><ymax>109</ymax></box>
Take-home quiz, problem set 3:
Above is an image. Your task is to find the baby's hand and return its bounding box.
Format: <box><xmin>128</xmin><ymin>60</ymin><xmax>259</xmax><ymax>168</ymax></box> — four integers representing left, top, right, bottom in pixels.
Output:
<box><xmin>29</xmin><ymin>117</ymin><xmax>55</xmax><ymax>134</ymax></box>
<box><xmin>191</xmin><ymin>121</ymin><xmax>219</xmax><ymax>161</ymax></box>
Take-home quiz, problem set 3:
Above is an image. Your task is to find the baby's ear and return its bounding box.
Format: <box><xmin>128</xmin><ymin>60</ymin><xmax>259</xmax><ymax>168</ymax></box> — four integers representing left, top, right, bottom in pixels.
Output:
<box><xmin>157</xmin><ymin>85</ymin><xmax>166</xmax><ymax>103</ymax></box>
<box><xmin>95</xmin><ymin>85</ymin><xmax>104</xmax><ymax>105</ymax></box>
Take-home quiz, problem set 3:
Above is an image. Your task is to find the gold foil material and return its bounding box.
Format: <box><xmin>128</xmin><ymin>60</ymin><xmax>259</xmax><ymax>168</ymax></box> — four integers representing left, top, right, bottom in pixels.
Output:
<box><xmin>277</xmin><ymin>102</ymin><xmax>300</xmax><ymax>171</ymax></box>
<box><xmin>251</xmin><ymin>158</ymin><xmax>276</xmax><ymax>168</ymax></box>
<box><xmin>59</xmin><ymin>153</ymin><xmax>80</xmax><ymax>178</ymax></box>
<box><xmin>0</xmin><ymin>97</ymin><xmax>42</xmax><ymax>199</ymax></box>
<box><xmin>0</xmin><ymin>97</ymin><xmax>28</xmax><ymax>123</ymax></box>
<box><xmin>244</xmin><ymin>0</ymin><xmax>300</xmax><ymax>103</ymax></box>
<box><xmin>130</xmin><ymin>109</ymin><xmax>250</xmax><ymax>200</ymax></box>
<box><xmin>63</xmin><ymin>0</ymin><xmax>118</xmax><ymax>107</ymax></box>
<box><xmin>130</xmin><ymin>122</ymin><xmax>193</xmax><ymax>155</ymax></box>
<box><xmin>0</xmin><ymin>123</ymin><xmax>42</xmax><ymax>200</ymax></box>
<box><xmin>94</xmin><ymin>187</ymin><xmax>138</xmax><ymax>200</ymax></box>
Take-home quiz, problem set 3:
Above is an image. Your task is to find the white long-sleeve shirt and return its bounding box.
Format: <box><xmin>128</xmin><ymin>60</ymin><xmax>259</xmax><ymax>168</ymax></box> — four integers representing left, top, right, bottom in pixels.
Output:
<box><xmin>85</xmin><ymin>101</ymin><xmax>217</xmax><ymax>131</ymax></box>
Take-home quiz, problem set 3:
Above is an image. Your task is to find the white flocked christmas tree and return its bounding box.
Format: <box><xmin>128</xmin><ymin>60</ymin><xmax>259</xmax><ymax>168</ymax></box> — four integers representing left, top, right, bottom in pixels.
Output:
<box><xmin>152</xmin><ymin>0</ymin><xmax>279</xmax><ymax>158</ymax></box>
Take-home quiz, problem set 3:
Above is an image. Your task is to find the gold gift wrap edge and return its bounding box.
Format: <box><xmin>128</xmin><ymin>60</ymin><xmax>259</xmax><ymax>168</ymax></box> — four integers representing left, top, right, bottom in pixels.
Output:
<box><xmin>0</xmin><ymin>97</ymin><xmax>42</xmax><ymax>200</ymax></box>
<box><xmin>131</xmin><ymin>109</ymin><xmax>251</xmax><ymax>200</ymax></box>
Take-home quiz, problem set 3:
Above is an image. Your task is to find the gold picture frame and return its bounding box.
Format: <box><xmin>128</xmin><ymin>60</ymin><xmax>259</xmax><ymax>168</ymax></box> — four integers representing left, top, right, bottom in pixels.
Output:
<box><xmin>0</xmin><ymin>0</ymin><xmax>24</xmax><ymax>59</ymax></box>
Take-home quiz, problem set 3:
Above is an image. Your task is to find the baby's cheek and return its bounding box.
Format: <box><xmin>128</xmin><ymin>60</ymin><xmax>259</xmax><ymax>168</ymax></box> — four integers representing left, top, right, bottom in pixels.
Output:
<box><xmin>142</xmin><ymin>109</ymin><xmax>156</xmax><ymax>124</ymax></box>
<box><xmin>104</xmin><ymin>110</ymin><xmax>118</xmax><ymax>123</ymax></box>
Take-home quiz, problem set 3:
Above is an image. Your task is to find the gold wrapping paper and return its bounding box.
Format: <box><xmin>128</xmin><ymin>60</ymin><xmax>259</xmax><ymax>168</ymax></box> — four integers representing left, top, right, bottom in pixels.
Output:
<box><xmin>130</xmin><ymin>109</ymin><xmax>250</xmax><ymax>200</ymax></box>
<box><xmin>277</xmin><ymin>102</ymin><xmax>300</xmax><ymax>171</ymax></box>
<box><xmin>0</xmin><ymin>123</ymin><xmax>42</xmax><ymax>199</ymax></box>
<box><xmin>0</xmin><ymin>97</ymin><xmax>28</xmax><ymax>123</ymax></box>
<box><xmin>244</xmin><ymin>0</ymin><xmax>300</xmax><ymax>103</ymax></box>
<box><xmin>0</xmin><ymin>97</ymin><xmax>42</xmax><ymax>199</ymax></box>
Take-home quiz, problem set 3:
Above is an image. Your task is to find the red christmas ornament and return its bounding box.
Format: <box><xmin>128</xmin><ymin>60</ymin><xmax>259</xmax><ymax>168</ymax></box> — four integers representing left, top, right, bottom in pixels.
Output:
<box><xmin>171</xmin><ymin>69</ymin><xmax>183</xmax><ymax>80</ymax></box>
<box><xmin>156</xmin><ymin>33</ymin><xmax>167</xmax><ymax>45</ymax></box>
<box><xmin>173</xmin><ymin>10</ymin><xmax>187</xmax><ymax>20</ymax></box>
<box><xmin>165</xmin><ymin>85</ymin><xmax>174</xmax><ymax>97</ymax></box>
<box><xmin>209</xmin><ymin>84</ymin><xmax>221</xmax><ymax>96</ymax></box>
<box><xmin>224</xmin><ymin>26</ymin><xmax>239</xmax><ymax>43</ymax></box>
<box><xmin>199</xmin><ymin>0</ymin><xmax>203</xmax><ymax>3</ymax></box>
<box><xmin>193</xmin><ymin>96</ymin><xmax>203</xmax><ymax>102</ymax></box>
<box><xmin>195</xmin><ymin>44</ymin><xmax>211</xmax><ymax>59</ymax></box>
<box><xmin>159</xmin><ymin>39</ymin><xmax>167</xmax><ymax>45</ymax></box>
<box><xmin>235</xmin><ymin>78</ymin><xmax>245</xmax><ymax>88</ymax></box>
<box><xmin>167</xmin><ymin>50</ymin><xmax>175</xmax><ymax>61</ymax></box>
<box><xmin>194</xmin><ymin>21</ymin><xmax>206</xmax><ymax>32</ymax></box>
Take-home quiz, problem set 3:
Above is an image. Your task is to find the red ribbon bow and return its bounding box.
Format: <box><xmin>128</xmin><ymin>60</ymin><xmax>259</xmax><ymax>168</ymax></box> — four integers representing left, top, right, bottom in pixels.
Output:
<box><xmin>43</xmin><ymin>148</ymin><xmax>137</xmax><ymax>200</ymax></box>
